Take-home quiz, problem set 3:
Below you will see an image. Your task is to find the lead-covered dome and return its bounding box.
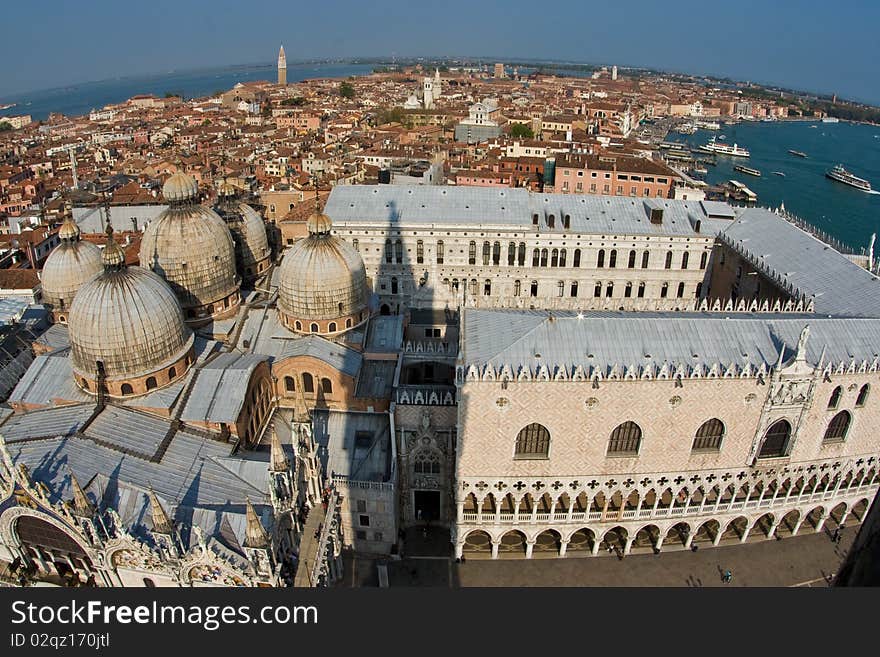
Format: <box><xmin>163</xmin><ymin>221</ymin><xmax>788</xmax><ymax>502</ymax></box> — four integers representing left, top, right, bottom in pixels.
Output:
<box><xmin>277</xmin><ymin>210</ymin><xmax>368</xmax><ymax>335</ymax></box>
<box><xmin>141</xmin><ymin>172</ymin><xmax>240</xmax><ymax>325</ymax></box>
<box><xmin>162</xmin><ymin>171</ymin><xmax>199</xmax><ymax>203</ymax></box>
<box><xmin>214</xmin><ymin>183</ymin><xmax>271</xmax><ymax>284</ymax></box>
<box><xmin>41</xmin><ymin>217</ymin><xmax>102</xmax><ymax>323</ymax></box>
<box><xmin>69</xmin><ymin>228</ymin><xmax>194</xmax><ymax>398</ymax></box>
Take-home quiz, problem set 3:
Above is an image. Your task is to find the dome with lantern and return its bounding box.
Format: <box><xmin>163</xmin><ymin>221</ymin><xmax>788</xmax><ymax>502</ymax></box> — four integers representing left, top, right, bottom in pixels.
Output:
<box><xmin>139</xmin><ymin>171</ymin><xmax>240</xmax><ymax>325</ymax></box>
<box><xmin>40</xmin><ymin>217</ymin><xmax>102</xmax><ymax>323</ymax></box>
<box><xmin>277</xmin><ymin>208</ymin><xmax>368</xmax><ymax>335</ymax></box>
<box><xmin>213</xmin><ymin>181</ymin><xmax>271</xmax><ymax>284</ymax></box>
<box><xmin>68</xmin><ymin>227</ymin><xmax>194</xmax><ymax>398</ymax></box>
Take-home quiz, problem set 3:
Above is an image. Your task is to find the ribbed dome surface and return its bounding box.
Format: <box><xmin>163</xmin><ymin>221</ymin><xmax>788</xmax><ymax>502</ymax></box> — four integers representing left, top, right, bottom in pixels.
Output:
<box><xmin>41</xmin><ymin>234</ymin><xmax>102</xmax><ymax>313</ymax></box>
<box><xmin>139</xmin><ymin>205</ymin><xmax>239</xmax><ymax>310</ymax></box>
<box><xmin>68</xmin><ymin>266</ymin><xmax>194</xmax><ymax>381</ymax></box>
<box><xmin>307</xmin><ymin>211</ymin><xmax>333</xmax><ymax>234</ymax></box>
<box><xmin>278</xmin><ymin>234</ymin><xmax>367</xmax><ymax>320</ymax></box>
<box><xmin>224</xmin><ymin>202</ymin><xmax>270</xmax><ymax>272</ymax></box>
<box><xmin>162</xmin><ymin>171</ymin><xmax>199</xmax><ymax>203</ymax></box>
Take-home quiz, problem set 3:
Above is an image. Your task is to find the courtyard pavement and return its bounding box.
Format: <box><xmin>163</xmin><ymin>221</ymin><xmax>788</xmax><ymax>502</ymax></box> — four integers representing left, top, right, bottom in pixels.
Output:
<box><xmin>339</xmin><ymin>523</ymin><xmax>857</xmax><ymax>587</ymax></box>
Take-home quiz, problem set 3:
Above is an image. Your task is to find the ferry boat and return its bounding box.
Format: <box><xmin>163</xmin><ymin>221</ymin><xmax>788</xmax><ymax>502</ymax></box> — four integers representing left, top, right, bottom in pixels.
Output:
<box><xmin>734</xmin><ymin>164</ymin><xmax>761</xmax><ymax>177</ymax></box>
<box><xmin>695</xmin><ymin>120</ymin><xmax>721</xmax><ymax>130</ymax></box>
<box><xmin>699</xmin><ymin>137</ymin><xmax>749</xmax><ymax>157</ymax></box>
<box><xmin>788</xmin><ymin>149</ymin><xmax>808</xmax><ymax>158</ymax></box>
<box><xmin>0</xmin><ymin>103</ymin><xmax>15</xmax><ymax>111</ymax></box>
<box><xmin>825</xmin><ymin>164</ymin><xmax>872</xmax><ymax>192</ymax></box>
<box><xmin>822</xmin><ymin>117</ymin><xmax>840</xmax><ymax>123</ymax></box>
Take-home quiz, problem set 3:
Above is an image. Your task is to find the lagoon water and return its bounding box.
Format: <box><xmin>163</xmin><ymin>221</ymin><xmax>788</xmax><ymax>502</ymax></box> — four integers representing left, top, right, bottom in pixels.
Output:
<box><xmin>680</xmin><ymin>121</ymin><xmax>880</xmax><ymax>250</ymax></box>
<box><xmin>0</xmin><ymin>63</ymin><xmax>374</xmax><ymax>123</ymax></box>
<box><xmin>3</xmin><ymin>67</ymin><xmax>880</xmax><ymax>250</ymax></box>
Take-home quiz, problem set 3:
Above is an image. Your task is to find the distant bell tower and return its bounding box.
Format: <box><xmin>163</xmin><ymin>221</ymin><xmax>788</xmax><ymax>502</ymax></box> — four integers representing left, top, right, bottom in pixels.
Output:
<box><xmin>423</xmin><ymin>77</ymin><xmax>434</xmax><ymax>109</ymax></box>
<box><xmin>278</xmin><ymin>45</ymin><xmax>287</xmax><ymax>86</ymax></box>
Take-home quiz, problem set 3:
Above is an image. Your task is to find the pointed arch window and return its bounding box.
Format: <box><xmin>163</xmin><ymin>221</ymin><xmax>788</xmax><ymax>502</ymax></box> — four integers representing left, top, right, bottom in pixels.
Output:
<box><xmin>514</xmin><ymin>423</ymin><xmax>550</xmax><ymax>458</ymax></box>
<box><xmin>828</xmin><ymin>386</ymin><xmax>842</xmax><ymax>410</ymax></box>
<box><xmin>608</xmin><ymin>422</ymin><xmax>642</xmax><ymax>455</ymax></box>
<box><xmin>856</xmin><ymin>384</ymin><xmax>870</xmax><ymax>407</ymax></box>
<box><xmin>823</xmin><ymin>411</ymin><xmax>851</xmax><ymax>444</ymax></box>
<box><xmin>693</xmin><ymin>418</ymin><xmax>725</xmax><ymax>451</ymax></box>
<box><xmin>758</xmin><ymin>419</ymin><xmax>791</xmax><ymax>458</ymax></box>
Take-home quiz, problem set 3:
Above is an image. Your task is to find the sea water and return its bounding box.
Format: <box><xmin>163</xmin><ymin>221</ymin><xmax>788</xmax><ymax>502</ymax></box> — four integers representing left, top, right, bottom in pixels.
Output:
<box><xmin>681</xmin><ymin>120</ymin><xmax>880</xmax><ymax>250</ymax></box>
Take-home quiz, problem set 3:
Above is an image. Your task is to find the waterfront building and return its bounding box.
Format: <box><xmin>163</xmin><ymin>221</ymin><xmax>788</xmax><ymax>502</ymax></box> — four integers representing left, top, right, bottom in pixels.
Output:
<box><xmin>3</xmin><ymin>181</ymin><xmax>880</xmax><ymax>579</ymax></box>
<box><xmin>552</xmin><ymin>153</ymin><xmax>678</xmax><ymax>198</ymax></box>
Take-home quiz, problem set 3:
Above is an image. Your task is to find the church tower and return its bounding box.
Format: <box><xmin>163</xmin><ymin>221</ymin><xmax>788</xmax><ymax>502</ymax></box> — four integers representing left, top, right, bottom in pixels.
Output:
<box><xmin>434</xmin><ymin>68</ymin><xmax>442</xmax><ymax>98</ymax></box>
<box><xmin>277</xmin><ymin>45</ymin><xmax>287</xmax><ymax>86</ymax></box>
<box><xmin>423</xmin><ymin>77</ymin><xmax>434</xmax><ymax>110</ymax></box>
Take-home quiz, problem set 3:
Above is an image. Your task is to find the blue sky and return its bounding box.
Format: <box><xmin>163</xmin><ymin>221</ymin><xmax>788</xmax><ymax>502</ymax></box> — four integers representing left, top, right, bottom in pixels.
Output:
<box><xmin>2</xmin><ymin>0</ymin><xmax>878</xmax><ymax>104</ymax></box>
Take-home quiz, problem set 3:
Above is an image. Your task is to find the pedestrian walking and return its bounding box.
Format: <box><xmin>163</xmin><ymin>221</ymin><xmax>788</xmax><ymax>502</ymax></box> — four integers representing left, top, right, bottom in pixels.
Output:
<box><xmin>722</xmin><ymin>569</ymin><xmax>732</xmax><ymax>584</ymax></box>
<box><xmin>833</xmin><ymin>527</ymin><xmax>842</xmax><ymax>543</ymax></box>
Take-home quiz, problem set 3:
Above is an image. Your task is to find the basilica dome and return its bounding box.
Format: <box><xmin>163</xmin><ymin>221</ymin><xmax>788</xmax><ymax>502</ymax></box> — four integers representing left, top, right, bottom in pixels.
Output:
<box><xmin>40</xmin><ymin>217</ymin><xmax>102</xmax><ymax>323</ymax></box>
<box><xmin>68</xmin><ymin>228</ymin><xmax>194</xmax><ymax>398</ymax></box>
<box><xmin>214</xmin><ymin>183</ymin><xmax>271</xmax><ymax>284</ymax></box>
<box><xmin>140</xmin><ymin>171</ymin><xmax>240</xmax><ymax>325</ymax></box>
<box><xmin>277</xmin><ymin>210</ymin><xmax>368</xmax><ymax>335</ymax></box>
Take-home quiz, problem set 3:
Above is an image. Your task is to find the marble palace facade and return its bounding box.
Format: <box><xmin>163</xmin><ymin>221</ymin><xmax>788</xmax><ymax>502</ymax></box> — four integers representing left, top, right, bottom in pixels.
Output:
<box><xmin>1</xmin><ymin>181</ymin><xmax>879</xmax><ymax>588</ymax></box>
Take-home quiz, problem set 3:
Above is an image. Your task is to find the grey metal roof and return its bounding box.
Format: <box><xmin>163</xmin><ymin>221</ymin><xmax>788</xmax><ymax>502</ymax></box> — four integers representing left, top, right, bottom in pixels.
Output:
<box><xmin>275</xmin><ymin>335</ymin><xmax>362</xmax><ymax>377</ymax></box>
<box><xmin>0</xmin><ymin>403</ymin><xmax>93</xmax><ymax>441</ymax></box>
<box><xmin>324</xmin><ymin>185</ymin><xmax>721</xmax><ymax>237</ymax></box>
<box><xmin>180</xmin><ymin>353</ymin><xmax>268</xmax><ymax>424</ymax></box>
<box><xmin>462</xmin><ymin>308</ymin><xmax>880</xmax><ymax>373</ymax></box>
<box><xmin>312</xmin><ymin>409</ymin><xmax>391</xmax><ymax>483</ymax></box>
<box><xmin>720</xmin><ymin>208</ymin><xmax>880</xmax><ymax>318</ymax></box>
<box><xmin>364</xmin><ymin>315</ymin><xmax>403</xmax><ymax>352</ymax></box>
<box><xmin>32</xmin><ymin>323</ymin><xmax>71</xmax><ymax>351</ymax></box>
<box><xmin>8</xmin><ymin>350</ymin><xmax>91</xmax><ymax>406</ymax></box>
<box><xmin>355</xmin><ymin>360</ymin><xmax>396</xmax><ymax>399</ymax></box>
<box><xmin>2</xmin><ymin>402</ymin><xmax>276</xmax><ymax>557</ymax></box>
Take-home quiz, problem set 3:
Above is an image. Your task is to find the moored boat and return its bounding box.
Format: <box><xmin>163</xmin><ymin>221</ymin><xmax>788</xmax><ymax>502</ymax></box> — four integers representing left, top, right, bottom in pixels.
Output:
<box><xmin>734</xmin><ymin>164</ymin><xmax>761</xmax><ymax>177</ymax></box>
